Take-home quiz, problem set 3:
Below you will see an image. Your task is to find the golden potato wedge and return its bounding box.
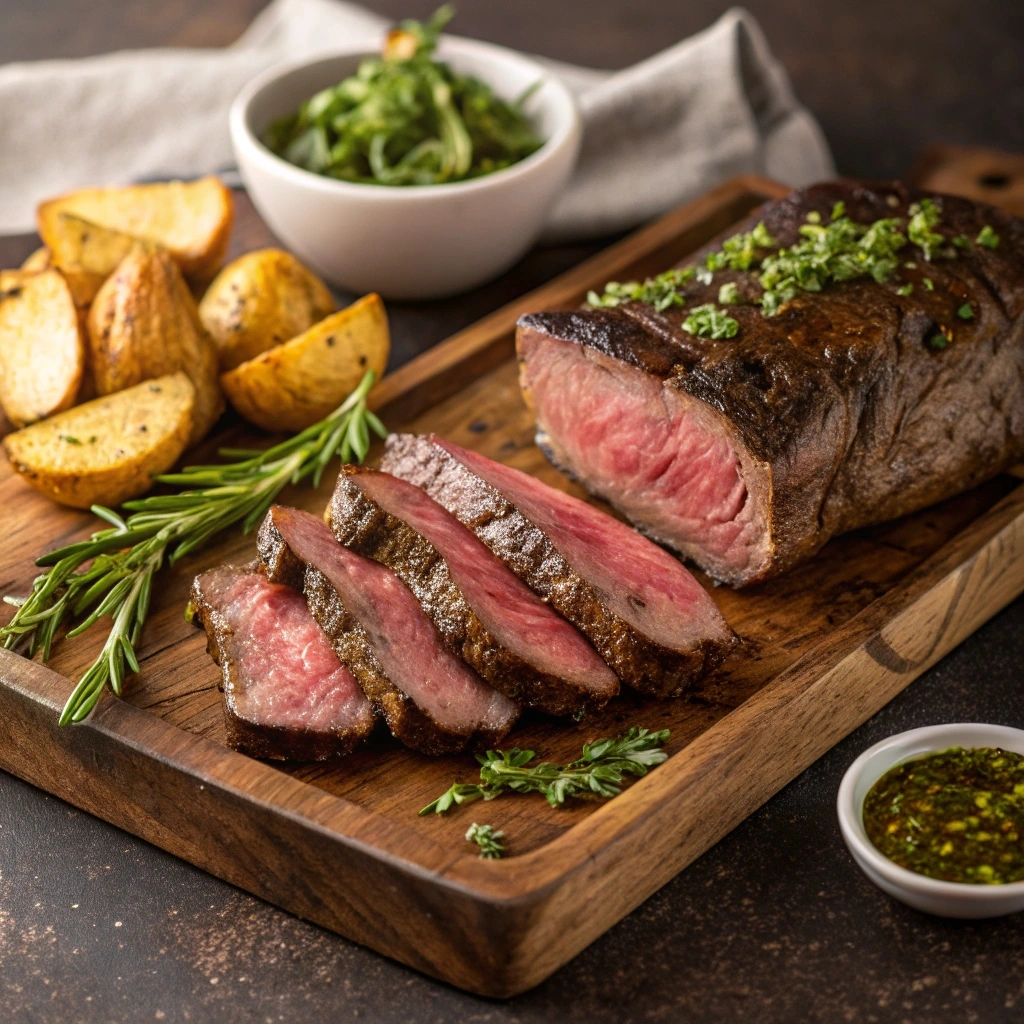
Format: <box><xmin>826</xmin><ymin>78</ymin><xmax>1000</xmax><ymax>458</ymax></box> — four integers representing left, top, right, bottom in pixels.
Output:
<box><xmin>38</xmin><ymin>176</ymin><xmax>233</xmax><ymax>283</ymax></box>
<box><xmin>43</xmin><ymin>212</ymin><xmax>140</xmax><ymax>306</ymax></box>
<box><xmin>20</xmin><ymin>247</ymin><xmax>51</xmax><ymax>273</ymax></box>
<box><xmin>221</xmin><ymin>293</ymin><xmax>388</xmax><ymax>432</ymax></box>
<box><xmin>3</xmin><ymin>372</ymin><xmax>194</xmax><ymax>509</ymax></box>
<box><xmin>0</xmin><ymin>268</ymin><xmax>85</xmax><ymax>427</ymax></box>
<box><xmin>198</xmin><ymin>248</ymin><xmax>336</xmax><ymax>371</ymax></box>
<box><xmin>88</xmin><ymin>246</ymin><xmax>224</xmax><ymax>446</ymax></box>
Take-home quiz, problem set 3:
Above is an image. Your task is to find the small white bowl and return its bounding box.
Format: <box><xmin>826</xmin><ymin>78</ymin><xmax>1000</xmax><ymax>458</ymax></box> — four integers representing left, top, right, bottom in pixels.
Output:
<box><xmin>230</xmin><ymin>37</ymin><xmax>581</xmax><ymax>299</ymax></box>
<box><xmin>838</xmin><ymin>723</ymin><xmax>1024</xmax><ymax>919</ymax></box>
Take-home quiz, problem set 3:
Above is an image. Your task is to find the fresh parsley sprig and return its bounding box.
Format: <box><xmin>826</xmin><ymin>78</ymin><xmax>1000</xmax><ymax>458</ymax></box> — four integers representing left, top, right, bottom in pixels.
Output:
<box><xmin>1</xmin><ymin>370</ymin><xmax>385</xmax><ymax>726</ymax></box>
<box><xmin>419</xmin><ymin>726</ymin><xmax>671</xmax><ymax>815</ymax></box>
<box><xmin>465</xmin><ymin>823</ymin><xmax>505</xmax><ymax>859</ymax></box>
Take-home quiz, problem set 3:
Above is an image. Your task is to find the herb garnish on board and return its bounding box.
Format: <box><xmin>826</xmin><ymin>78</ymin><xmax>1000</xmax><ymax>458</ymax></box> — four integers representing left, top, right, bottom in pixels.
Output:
<box><xmin>1</xmin><ymin>371</ymin><xmax>385</xmax><ymax>725</ymax></box>
<box><xmin>420</xmin><ymin>726</ymin><xmax>670</xmax><ymax>814</ymax></box>
<box><xmin>264</xmin><ymin>6</ymin><xmax>543</xmax><ymax>186</ymax></box>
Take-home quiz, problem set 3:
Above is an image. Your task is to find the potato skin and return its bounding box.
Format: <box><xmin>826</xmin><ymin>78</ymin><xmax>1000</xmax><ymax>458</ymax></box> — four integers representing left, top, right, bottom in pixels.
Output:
<box><xmin>20</xmin><ymin>248</ymin><xmax>51</xmax><ymax>273</ymax></box>
<box><xmin>3</xmin><ymin>372</ymin><xmax>194</xmax><ymax>509</ymax></box>
<box><xmin>37</xmin><ymin>176</ymin><xmax>233</xmax><ymax>284</ymax></box>
<box><xmin>88</xmin><ymin>246</ymin><xmax>224</xmax><ymax>446</ymax></box>
<box><xmin>0</xmin><ymin>268</ymin><xmax>85</xmax><ymax>427</ymax></box>
<box><xmin>221</xmin><ymin>293</ymin><xmax>389</xmax><ymax>432</ymax></box>
<box><xmin>199</xmin><ymin>248</ymin><xmax>336</xmax><ymax>371</ymax></box>
<box><xmin>43</xmin><ymin>213</ymin><xmax>139</xmax><ymax>307</ymax></box>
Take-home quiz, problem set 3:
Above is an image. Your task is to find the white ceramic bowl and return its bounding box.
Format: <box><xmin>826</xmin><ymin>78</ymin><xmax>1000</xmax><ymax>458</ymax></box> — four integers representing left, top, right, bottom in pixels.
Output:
<box><xmin>838</xmin><ymin>723</ymin><xmax>1024</xmax><ymax>918</ymax></box>
<box><xmin>230</xmin><ymin>37</ymin><xmax>581</xmax><ymax>299</ymax></box>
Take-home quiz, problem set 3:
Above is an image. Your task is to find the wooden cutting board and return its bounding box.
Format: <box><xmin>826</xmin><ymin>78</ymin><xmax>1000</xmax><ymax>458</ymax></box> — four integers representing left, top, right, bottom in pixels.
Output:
<box><xmin>2</xmin><ymin>173</ymin><xmax>1024</xmax><ymax>998</ymax></box>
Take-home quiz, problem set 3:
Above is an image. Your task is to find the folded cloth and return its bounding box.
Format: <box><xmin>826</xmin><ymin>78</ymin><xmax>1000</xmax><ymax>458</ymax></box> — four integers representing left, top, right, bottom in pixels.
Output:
<box><xmin>0</xmin><ymin>0</ymin><xmax>833</xmax><ymax>241</ymax></box>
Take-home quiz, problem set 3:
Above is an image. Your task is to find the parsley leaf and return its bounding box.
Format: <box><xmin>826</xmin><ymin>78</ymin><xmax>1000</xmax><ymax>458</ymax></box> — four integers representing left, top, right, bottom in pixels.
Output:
<box><xmin>682</xmin><ymin>303</ymin><xmax>739</xmax><ymax>339</ymax></box>
<box><xmin>976</xmin><ymin>225</ymin><xmax>1000</xmax><ymax>249</ymax></box>
<box><xmin>907</xmin><ymin>198</ymin><xmax>946</xmax><ymax>261</ymax></box>
<box><xmin>895</xmin><ymin>283</ymin><xmax>914</xmax><ymax>297</ymax></box>
<box><xmin>718</xmin><ymin>281</ymin><xmax>741</xmax><ymax>305</ymax></box>
<box><xmin>465</xmin><ymin>823</ymin><xmax>505</xmax><ymax>859</ymax></box>
<box><xmin>957</xmin><ymin>302</ymin><xmax>975</xmax><ymax>320</ymax></box>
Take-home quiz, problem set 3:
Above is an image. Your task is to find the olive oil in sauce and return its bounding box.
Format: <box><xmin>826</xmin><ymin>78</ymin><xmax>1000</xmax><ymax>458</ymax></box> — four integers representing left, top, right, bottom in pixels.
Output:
<box><xmin>863</xmin><ymin>746</ymin><xmax>1024</xmax><ymax>885</ymax></box>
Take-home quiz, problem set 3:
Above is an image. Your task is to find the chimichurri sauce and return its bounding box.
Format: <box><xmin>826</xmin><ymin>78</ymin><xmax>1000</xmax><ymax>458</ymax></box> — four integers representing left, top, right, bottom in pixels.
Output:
<box><xmin>863</xmin><ymin>746</ymin><xmax>1024</xmax><ymax>885</ymax></box>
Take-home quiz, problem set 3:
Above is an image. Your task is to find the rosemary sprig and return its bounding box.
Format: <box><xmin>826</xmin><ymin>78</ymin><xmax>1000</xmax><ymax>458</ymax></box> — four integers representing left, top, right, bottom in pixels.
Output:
<box><xmin>465</xmin><ymin>823</ymin><xmax>505</xmax><ymax>859</ymax></box>
<box><xmin>419</xmin><ymin>726</ymin><xmax>670</xmax><ymax>815</ymax></box>
<box><xmin>0</xmin><ymin>370</ymin><xmax>385</xmax><ymax>726</ymax></box>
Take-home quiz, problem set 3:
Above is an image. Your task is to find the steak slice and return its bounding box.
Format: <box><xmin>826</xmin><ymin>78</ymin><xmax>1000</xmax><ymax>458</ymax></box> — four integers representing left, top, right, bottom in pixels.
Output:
<box><xmin>328</xmin><ymin>466</ymin><xmax>619</xmax><ymax>717</ymax></box>
<box><xmin>190</xmin><ymin>564</ymin><xmax>375</xmax><ymax>761</ymax></box>
<box><xmin>256</xmin><ymin>505</ymin><xmax>518</xmax><ymax>755</ymax></box>
<box><xmin>517</xmin><ymin>180</ymin><xmax>1024</xmax><ymax>586</ymax></box>
<box><xmin>381</xmin><ymin>434</ymin><xmax>735</xmax><ymax>697</ymax></box>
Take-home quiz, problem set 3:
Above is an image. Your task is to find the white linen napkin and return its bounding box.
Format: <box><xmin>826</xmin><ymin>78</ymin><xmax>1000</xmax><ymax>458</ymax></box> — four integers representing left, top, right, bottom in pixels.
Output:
<box><xmin>0</xmin><ymin>0</ymin><xmax>833</xmax><ymax>242</ymax></box>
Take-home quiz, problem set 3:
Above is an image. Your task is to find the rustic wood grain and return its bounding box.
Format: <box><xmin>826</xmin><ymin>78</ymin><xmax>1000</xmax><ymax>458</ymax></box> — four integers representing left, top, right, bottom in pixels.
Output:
<box><xmin>908</xmin><ymin>144</ymin><xmax>1024</xmax><ymax>216</ymax></box>
<box><xmin>2</xmin><ymin>174</ymin><xmax>1024</xmax><ymax>996</ymax></box>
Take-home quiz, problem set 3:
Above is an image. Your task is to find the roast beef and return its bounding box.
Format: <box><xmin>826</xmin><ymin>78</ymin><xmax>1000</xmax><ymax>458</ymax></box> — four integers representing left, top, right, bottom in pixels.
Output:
<box><xmin>381</xmin><ymin>434</ymin><xmax>735</xmax><ymax>697</ymax></box>
<box><xmin>328</xmin><ymin>466</ymin><xmax>619</xmax><ymax>717</ymax></box>
<box><xmin>190</xmin><ymin>564</ymin><xmax>375</xmax><ymax>760</ymax></box>
<box><xmin>256</xmin><ymin>505</ymin><xmax>519</xmax><ymax>755</ymax></box>
<box><xmin>517</xmin><ymin>181</ymin><xmax>1024</xmax><ymax>586</ymax></box>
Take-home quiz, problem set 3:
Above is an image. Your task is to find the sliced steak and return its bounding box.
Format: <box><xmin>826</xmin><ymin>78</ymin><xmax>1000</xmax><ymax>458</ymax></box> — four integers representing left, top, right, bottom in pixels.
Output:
<box><xmin>256</xmin><ymin>505</ymin><xmax>518</xmax><ymax>755</ymax></box>
<box><xmin>190</xmin><ymin>564</ymin><xmax>375</xmax><ymax>761</ymax></box>
<box><xmin>381</xmin><ymin>434</ymin><xmax>735</xmax><ymax>697</ymax></box>
<box><xmin>517</xmin><ymin>180</ymin><xmax>1024</xmax><ymax>586</ymax></box>
<box><xmin>328</xmin><ymin>466</ymin><xmax>618</xmax><ymax>717</ymax></box>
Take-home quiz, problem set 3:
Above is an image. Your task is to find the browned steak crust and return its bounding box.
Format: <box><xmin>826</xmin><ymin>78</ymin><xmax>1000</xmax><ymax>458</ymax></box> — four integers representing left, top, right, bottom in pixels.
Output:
<box><xmin>381</xmin><ymin>434</ymin><xmax>732</xmax><ymax>697</ymax></box>
<box><xmin>256</xmin><ymin>509</ymin><xmax>508</xmax><ymax>756</ymax></box>
<box><xmin>327</xmin><ymin>467</ymin><xmax>612</xmax><ymax>716</ymax></box>
<box><xmin>517</xmin><ymin>180</ymin><xmax>1024</xmax><ymax>584</ymax></box>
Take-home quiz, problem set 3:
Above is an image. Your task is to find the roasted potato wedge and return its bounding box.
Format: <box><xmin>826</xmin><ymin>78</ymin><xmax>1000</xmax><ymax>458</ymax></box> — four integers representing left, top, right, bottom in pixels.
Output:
<box><xmin>88</xmin><ymin>246</ymin><xmax>224</xmax><ymax>446</ymax></box>
<box><xmin>0</xmin><ymin>268</ymin><xmax>85</xmax><ymax>427</ymax></box>
<box><xmin>198</xmin><ymin>248</ymin><xmax>336</xmax><ymax>371</ymax></box>
<box><xmin>221</xmin><ymin>293</ymin><xmax>388</xmax><ymax>432</ymax></box>
<box><xmin>3</xmin><ymin>372</ymin><xmax>195</xmax><ymax>509</ymax></box>
<box><xmin>20</xmin><ymin>247</ymin><xmax>51</xmax><ymax>273</ymax></box>
<box><xmin>38</xmin><ymin>176</ymin><xmax>233</xmax><ymax>283</ymax></box>
<box><xmin>43</xmin><ymin>212</ymin><xmax>140</xmax><ymax>306</ymax></box>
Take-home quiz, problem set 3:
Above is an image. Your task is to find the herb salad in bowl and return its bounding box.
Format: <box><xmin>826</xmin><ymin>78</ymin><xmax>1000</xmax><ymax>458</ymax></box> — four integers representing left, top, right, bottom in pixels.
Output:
<box><xmin>230</xmin><ymin>8</ymin><xmax>581</xmax><ymax>299</ymax></box>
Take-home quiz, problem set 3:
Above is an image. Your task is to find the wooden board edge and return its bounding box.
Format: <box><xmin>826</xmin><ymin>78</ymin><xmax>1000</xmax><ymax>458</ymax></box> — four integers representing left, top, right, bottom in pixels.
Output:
<box><xmin>435</xmin><ymin>481</ymin><xmax>1024</xmax><ymax>992</ymax></box>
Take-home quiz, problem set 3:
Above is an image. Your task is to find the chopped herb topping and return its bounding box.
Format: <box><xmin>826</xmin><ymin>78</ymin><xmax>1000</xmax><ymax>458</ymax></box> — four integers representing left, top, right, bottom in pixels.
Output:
<box><xmin>587</xmin><ymin>266</ymin><xmax>695</xmax><ymax>312</ymax></box>
<box><xmin>59</xmin><ymin>435</ymin><xmax>82</xmax><ymax>445</ymax></box>
<box><xmin>465</xmin><ymin>822</ymin><xmax>505</xmax><ymax>859</ymax></box>
<box><xmin>718</xmin><ymin>281</ymin><xmax>740</xmax><ymax>305</ymax></box>
<box><xmin>806</xmin><ymin>210</ymin><xmax>821</xmax><ymax>224</ymax></box>
<box><xmin>958</xmin><ymin>303</ymin><xmax>975</xmax><ymax>320</ymax></box>
<box><xmin>682</xmin><ymin>304</ymin><xmax>739</xmax><ymax>339</ymax></box>
<box><xmin>928</xmin><ymin>331</ymin><xmax>952</xmax><ymax>351</ymax></box>
<box><xmin>923</xmin><ymin>277</ymin><xmax>935</xmax><ymax>291</ymax></box>
<box><xmin>904</xmin><ymin>261</ymin><xmax>918</xmax><ymax>269</ymax></box>
<box><xmin>952</xmin><ymin>234</ymin><xmax>971</xmax><ymax>250</ymax></box>
<box><xmin>758</xmin><ymin>212</ymin><xmax>907</xmax><ymax>316</ymax></box>
<box><xmin>831</xmin><ymin>200</ymin><xmax>846</xmax><ymax>220</ymax></box>
<box><xmin>895</xmin><ymin>283</ymin><xmax>914</xmax><ymax>297</ymax></box>
<box><xmin>906</xmin><ymin>198</ymin><xmax>946</xmax><ymax>261</ymax></box>
<box><xmin>705</xmin><ymin>222</ymin><xmax>777</xmax><ymax>273</ymax></box>
<box><xmin>976</xmin><ymin>225</ymin><xmax>1000</xmax><ymax>249</ymax></box>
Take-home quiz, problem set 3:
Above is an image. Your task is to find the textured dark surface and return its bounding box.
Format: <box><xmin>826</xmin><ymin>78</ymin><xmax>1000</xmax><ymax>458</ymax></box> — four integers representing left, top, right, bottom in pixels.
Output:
<box><xmin>2</xmin><ymin>1</ymin><xmax>1024</xmax><ymax>1021</ymax></box>
<box><xmin>519</xmin><ymin>181</ymin><xmax>1024</xmax><ymax>585</ymax></box>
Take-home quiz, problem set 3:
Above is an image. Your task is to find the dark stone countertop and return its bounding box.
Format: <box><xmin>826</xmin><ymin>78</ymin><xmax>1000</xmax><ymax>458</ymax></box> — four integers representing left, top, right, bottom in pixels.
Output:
<box><xmin>1</xmin><ymin>2</ymin><xmax>1023</xmax><ymax>1022</ymax></box>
